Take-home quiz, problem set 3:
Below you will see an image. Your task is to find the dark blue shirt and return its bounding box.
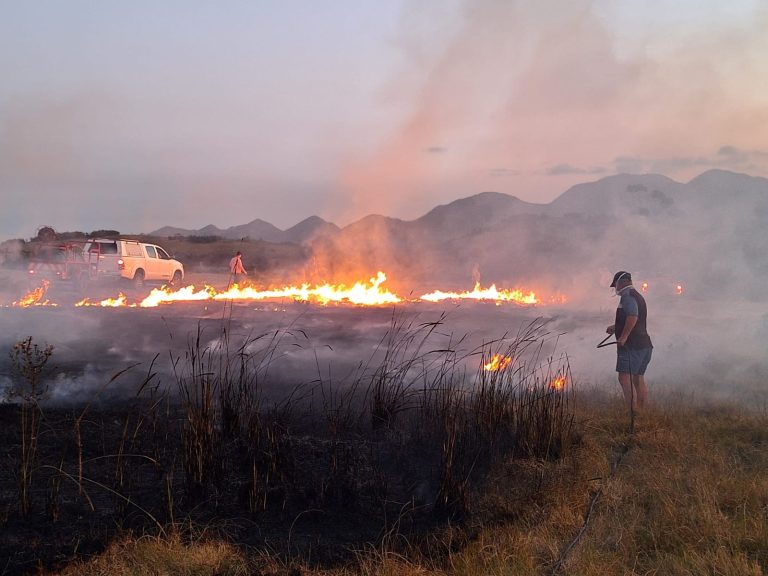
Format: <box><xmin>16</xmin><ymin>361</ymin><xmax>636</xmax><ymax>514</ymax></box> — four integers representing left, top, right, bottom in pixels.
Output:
<box><xmin>615</xmin><ymin>286</ymin><xmax>653</xmax><ymax>349</ymax></box>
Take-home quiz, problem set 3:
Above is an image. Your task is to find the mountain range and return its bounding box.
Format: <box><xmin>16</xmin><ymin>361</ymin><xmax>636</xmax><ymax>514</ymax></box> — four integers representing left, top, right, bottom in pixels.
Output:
<box><xmin>152</xmin><ymin>215</ymin><xmax>340</xmax><ymax>245</ymax></box>
<box><xmin>151</xmin><ymin>170</ymin><xmax>768</xmax><ymax>302</ymax></box>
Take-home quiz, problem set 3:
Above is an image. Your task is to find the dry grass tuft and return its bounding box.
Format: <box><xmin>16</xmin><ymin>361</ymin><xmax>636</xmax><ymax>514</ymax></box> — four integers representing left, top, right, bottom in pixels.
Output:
<box><xmin>59</xmin><ymin>532</ymin><xmax>252</xmax><ymax>576</ymax></box>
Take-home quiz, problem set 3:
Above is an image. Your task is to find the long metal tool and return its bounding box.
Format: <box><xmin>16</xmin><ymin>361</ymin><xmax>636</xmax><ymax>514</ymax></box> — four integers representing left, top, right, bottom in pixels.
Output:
<box><xmin>596</xmin><ymin>333</ymin><xmax>617</xmax><ymax>348</ymax></box>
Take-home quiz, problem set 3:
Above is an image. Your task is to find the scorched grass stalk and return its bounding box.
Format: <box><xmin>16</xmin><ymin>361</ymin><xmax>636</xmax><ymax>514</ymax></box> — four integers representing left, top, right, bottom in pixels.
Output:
<box><xmin>7</xmin><ymin>336</ymin><xmax>54</xmax><ymax>517</ymax></box>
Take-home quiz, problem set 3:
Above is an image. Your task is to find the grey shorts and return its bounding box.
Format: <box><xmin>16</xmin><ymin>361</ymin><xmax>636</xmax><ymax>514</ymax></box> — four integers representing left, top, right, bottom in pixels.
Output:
<box><xmin>616</xmin><ymin>347</ymin><xmax>652</xmax><ymax>375</ymax></box>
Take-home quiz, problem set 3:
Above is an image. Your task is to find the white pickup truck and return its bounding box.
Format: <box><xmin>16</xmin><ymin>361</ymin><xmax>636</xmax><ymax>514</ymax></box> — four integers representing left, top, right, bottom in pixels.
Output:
<box><xmin>84</xmin><ymin>239</ymin><xmax>184</xmax><ymax>288</ymax></box>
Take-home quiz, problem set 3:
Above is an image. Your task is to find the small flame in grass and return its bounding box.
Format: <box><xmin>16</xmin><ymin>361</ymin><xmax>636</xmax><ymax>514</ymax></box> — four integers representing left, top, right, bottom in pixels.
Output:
<box><xmin>12</xmin><ymin>280</ymin><xmax>55</xmax><ymax>307</ymax></box>
<box><xmin>421</xmin><ymin>282</ymin><xmax>538</xmax><ymax>305</ymax></box>
<box><xmin>484</xmin><ymin>354</ymin><xmax>513</xmax><ymax>372</ymax></box>
<box><xmin>550</xmin><ymin>375</ymin><xmax>567</xmax><ymax>391</ymax></box>
<box><xmin>76</xmin><ymin>294</ymin><xmax>130</xmax><ymax>307</ymax></box>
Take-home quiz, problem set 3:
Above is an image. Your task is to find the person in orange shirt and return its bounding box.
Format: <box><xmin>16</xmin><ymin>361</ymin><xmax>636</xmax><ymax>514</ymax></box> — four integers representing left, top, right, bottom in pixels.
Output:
<box><xmin>229</xmin><ymin>251</ymin><xmax>247</xmax><ymax>285</ymax></box>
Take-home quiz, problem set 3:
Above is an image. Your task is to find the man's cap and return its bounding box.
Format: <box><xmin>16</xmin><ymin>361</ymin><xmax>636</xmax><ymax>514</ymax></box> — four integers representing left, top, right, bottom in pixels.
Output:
<box><xmin>610</xmin><ymin>270</ymin><xmax>631</xmax><ymax>287</ymax></box>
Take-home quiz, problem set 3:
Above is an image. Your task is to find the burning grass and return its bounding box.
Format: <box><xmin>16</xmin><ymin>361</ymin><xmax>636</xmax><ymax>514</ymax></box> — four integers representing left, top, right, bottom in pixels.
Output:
<box><xmin>10</xmin><ymin>279</ymin><xmax>56</xmax><ymax>307</ymax></box>
<box><xmin>8</xmin><ymin>271</ymin><xmax>566</xmax><ymax>309</ymax></box>
<box><xmin>420</xmin><ymin>282</ymin><xmax>539</xmax><ymax>305</ymax></box>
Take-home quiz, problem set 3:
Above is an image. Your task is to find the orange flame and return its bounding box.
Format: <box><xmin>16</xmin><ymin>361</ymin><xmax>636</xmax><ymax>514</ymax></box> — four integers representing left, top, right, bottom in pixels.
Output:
<box><xmin>214</xmin><ymin>272</ymin><xmax>400</xmax><ymax>306</ymax></box>
<box><xmin>550</xmin><ymin>375</ymin><xmax>567</xmax><ymax>391</ymax></box>
<box><xmin>134</xmin><ymin>272</ymin><xmax>401</xmax><ymax>308</ymax></box>
<box><xmin>12</xmin><ymin>280</ymin><xmax>56</xmax><ymax>307</ymax></box>
<box><xmin>483</xmin><ymin>354</ymin><xmax>513</xmax><ymax>372</ymax></box>
<box><xmin>11</xmin><ymin>272</ymin><xmax>565</xmax><ymax>309</ymax></box>
<box><xmin>420</xmin><ymin>282</ymin><xmax>538</xmax><ymax>305</ymax></box>
<box><xmin>140</xmin><ymin>285</ymin><xmax>217</xmax><ymax>308</ymax></box>
<box><xmin>75</xmin><ymin>294</ymin><xmax>130</xmax><ymax>307</ymax></box>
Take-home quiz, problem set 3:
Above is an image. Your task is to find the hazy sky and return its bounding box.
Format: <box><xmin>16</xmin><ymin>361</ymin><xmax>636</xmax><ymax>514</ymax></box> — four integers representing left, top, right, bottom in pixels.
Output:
<box><xmin>1</xmin><ymin>0</ymin><xmax>767</xmax><ymax>239</ymax></box>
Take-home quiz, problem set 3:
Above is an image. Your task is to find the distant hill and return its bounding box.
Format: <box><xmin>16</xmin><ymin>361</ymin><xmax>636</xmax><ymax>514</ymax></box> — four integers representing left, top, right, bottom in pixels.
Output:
<box><xmin>224</xmin><ymin>219</ymin><xmax>287</xmax><ymax>243</ymax></box>
<box><xmin>546</xmin><ymin>173</ymin><xmax>685</xmax><ymax>217</ymax></box>
<box><xmin>150</xmin><ymin>225</ymin><xmax>218</xmax><ymax>238</ymax></box>
<box><xmin>417</xmin><ymin>191</ymin><xmax>545</xmax><ymax>237</ymax></box>
<box><xmin>284</xmin><ymin>216</ymin><xmax>340</xmax><ymax>244</ymax></box>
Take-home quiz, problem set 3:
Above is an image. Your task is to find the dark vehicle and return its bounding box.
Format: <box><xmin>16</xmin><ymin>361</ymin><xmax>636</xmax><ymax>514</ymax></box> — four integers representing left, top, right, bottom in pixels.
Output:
<box><xmin>27</xmin><ymin>240</ymin><xmax>100</xmax><ymax>292</ymax></box>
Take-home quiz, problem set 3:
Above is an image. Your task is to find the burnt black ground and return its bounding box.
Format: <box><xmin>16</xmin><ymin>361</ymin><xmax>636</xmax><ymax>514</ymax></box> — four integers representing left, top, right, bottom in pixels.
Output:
<box><xmin>0</xmin><ymin>298</ymin><xmax>559</xmax><ymax>574</ymax></box>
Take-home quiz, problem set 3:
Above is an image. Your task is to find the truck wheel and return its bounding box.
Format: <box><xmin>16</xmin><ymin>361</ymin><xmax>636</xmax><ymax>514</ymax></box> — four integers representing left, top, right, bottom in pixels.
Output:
<box><xmin>75</xmin><ymin>272</ymin><xmax>90</xmax><ymax>294</ymax></box>
<box><xmin>133</xmin><ymin>269</ymin><xmax>145</xmax><ymax>289</ymax></box>
<box><xmin>171</xmin><ymin>270</ymin><xmax>183</xmax><ymax>286</ymax></box>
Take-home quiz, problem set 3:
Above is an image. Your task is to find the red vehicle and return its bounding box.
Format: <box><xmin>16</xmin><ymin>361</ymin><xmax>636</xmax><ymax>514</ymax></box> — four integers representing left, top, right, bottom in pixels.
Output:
<box><xmin>27</xmin><ymin>240</ymin><xmax>101</xmax><ymax>291</ymax></box>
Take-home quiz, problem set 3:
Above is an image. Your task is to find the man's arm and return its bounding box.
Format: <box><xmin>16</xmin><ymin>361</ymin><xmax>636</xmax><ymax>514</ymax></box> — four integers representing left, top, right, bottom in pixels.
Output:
<box><xmin>617</xmin><ymin>315</ymin><xmax>637</xmax><ymax>347</ymax></box>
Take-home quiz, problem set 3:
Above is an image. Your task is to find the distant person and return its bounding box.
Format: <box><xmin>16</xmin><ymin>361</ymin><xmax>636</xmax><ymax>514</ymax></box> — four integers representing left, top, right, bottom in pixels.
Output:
<box><xmin>605</xmin><ymin>271</ymin><xmax>653</xmax><ymax>411</ymax></box>
<box><xmin>229</xmin><ymin>251</ymin><xmax>247</xmax><ymax>285</ymax></box>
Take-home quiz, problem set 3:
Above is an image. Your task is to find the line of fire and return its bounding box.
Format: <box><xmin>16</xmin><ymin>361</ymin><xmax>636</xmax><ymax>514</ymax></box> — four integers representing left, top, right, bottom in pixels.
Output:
<box><xmin>5</xmin><ymin>268</ymin><xmax>686</xmax><ymax>309</ymax></box>
<box><xmin>7</xmin><ymin>272</ymin><xmax>555</xmax><ymax>309</ymax></box>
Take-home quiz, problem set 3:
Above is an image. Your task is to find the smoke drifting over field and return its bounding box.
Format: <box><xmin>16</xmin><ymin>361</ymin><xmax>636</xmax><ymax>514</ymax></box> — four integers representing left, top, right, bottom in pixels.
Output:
<box><xmin>310</xmin><ymin>170</ymin><xmax>768</xmax><ymax>310</ymax></box>
<box><xmin>2</xmin><ymin>170</ymin><xmax>768</xmax><ymax>409</ymax></box>
<box><xmin>1</xmin><ymin>292</ymin><xmax>766</xmax><ymax>411</ymax></box>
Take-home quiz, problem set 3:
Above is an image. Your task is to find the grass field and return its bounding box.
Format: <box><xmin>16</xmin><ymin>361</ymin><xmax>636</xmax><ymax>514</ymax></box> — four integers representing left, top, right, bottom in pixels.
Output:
<box><xmin>0</xmin><ymin>323</ymin><xmax>758</xmax><ymax>576</ymax></box>
<box><xmin>52</xmin><ymin>398</ymin><xmax>766</xmax><ymax>576</ymax></box>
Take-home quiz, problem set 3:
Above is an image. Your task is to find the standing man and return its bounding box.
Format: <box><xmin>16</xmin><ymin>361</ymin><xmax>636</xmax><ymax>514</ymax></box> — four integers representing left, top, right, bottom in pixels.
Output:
<box><xmin>229</xmin><ymin>251</ymin><xmax>247</xmax><ymax>286</ymax></box>
<box><xmin>606</xmin><ymin>271</ymin><xmax>653</xmax><ymax>410</ymax></box>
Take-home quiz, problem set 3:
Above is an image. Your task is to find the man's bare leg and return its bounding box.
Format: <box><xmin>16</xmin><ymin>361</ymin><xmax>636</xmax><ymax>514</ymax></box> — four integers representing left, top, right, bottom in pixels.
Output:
<box><xmin>634</xmin><ymin>375</ymin><xmax>648</xmax><ymax>410</ymax></box>
<box><xmin>618</xmin><ymin>372</ymin><xmax>634</xmax><ymax>409</ymax></box>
